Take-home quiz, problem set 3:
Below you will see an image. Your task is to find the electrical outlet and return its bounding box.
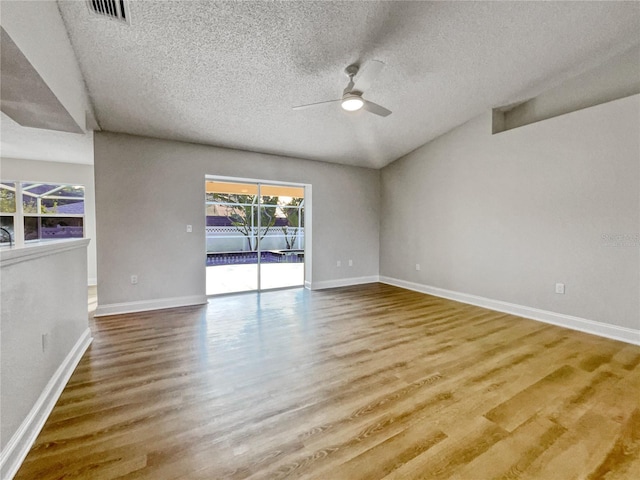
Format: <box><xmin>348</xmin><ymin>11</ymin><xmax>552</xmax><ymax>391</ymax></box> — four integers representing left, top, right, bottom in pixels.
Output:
<box><xmin>131</xmin><ymin>275</ymin><xmax>138</xmax><ymax>285</ymax></box>
<box><xmin>186</xmin><ymin>224</ymin><xmax>192</xmax><ymax>233</ymax></box>
<box><xmin>555</xmin><ymin>283</ymin><xmax>565</xmax><ymax>294</ymax></box>
<box><xmin>415</xmin><ymin>264</ymin><xmax>421</xmax><ymax>271</ymax></box>
<box><xmin>336</xmin><ymin>260</ymin><xmax>341</xmax><ymax>267</ymax></box>
<box><xmin>348</xmin><ymin>259</ymin><xmax>353</xmax><ymax>267</ymax></box>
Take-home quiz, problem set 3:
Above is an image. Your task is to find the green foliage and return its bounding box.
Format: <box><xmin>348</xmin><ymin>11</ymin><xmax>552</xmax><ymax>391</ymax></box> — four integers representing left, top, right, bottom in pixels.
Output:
<box><xmin>281</xmin><ymin>197</ymin><xmax>304</xmax><ymax>249</ymax></box>
<box><xmin>22</xmin><ymin>198</ymin><xmax>56</xmax><ymax>214</ymax></box>
<box><xmin>0</xmin><ymin>188</ymin><xmax>16</xmax><ymax>213</ymax></box>
<box><xmin>46</xmin><ymin>199</ymin><xmax>59</xmax><ymax>214</ymax></box>
<box><xmin>22</xmin><ymin>198</ymin><xmax>39</xmax><ymax>214</ymax></box>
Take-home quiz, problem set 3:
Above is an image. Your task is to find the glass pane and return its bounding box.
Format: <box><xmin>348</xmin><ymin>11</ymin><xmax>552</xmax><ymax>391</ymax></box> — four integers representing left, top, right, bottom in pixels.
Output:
<box><xmin>24</xmin><ymin>217</ymin><xmax>40</xmax><ymax>241</ymax></box>
<box><xmin>0</xmin><ymin>216</ymin><xmax>14</xmax><ymax>244</ymax></box>
<box><xmin>206</xmin><ymin>181</ymin><xmax>258</xmax><ymax>197</ymax></box>
<box><xmin>206</xmin><ymin>181</ymin><xmax>259</xmax><ymax>295</ymax></box>
<box><xmin>279</xmin><ymin>204</ymin><xmax>304</xmax><ymax>250</ymax></box>
<box><xmin>22</xmin><ymin>183</ymin><xmax>59</xmax><ymax>195</ymax></box>
<box><xmin>21</xmin><ymin>182</ymin><xmax>86</xmax><ymax>215</ymax></box>
<box><xmin>40</xmin><ymin>197</ymin><xmax>85</xmax><ymax>215</ymax></box>
<box><xmin>41</xmin><ymin>217</ymin><xmax>84</xmax><ymax>239</ymax></box>
<box><xmin>0</xmin><ymin>183</ymin><xmax>16</xmax><ymax>213</ymax></box>
<box><xmin>205</xmin><ymin>181</ymin><xmax>260</xmax><ymax>254</ymax></box>
<box><xmin>260</xmin><ymin>185</ymin><xmax>304</xmax><ymax>290</ymax></box>
<box><xmin>205</xmin><ymin>180</ymin><xmax>305</xmax><ymax>294</ymax></box>
<box><xmin>206</xmin><ymin>203</ymin><xmax>247</xmax><ymax>219</ymax></box>
<box><xmin>55</xmin><ymin>185</ymin><xmax>85</xmax><ymax>198</ymax></box>
<box><xmin>22</xmin><ymin>193</ymin><xmax>39</xmax><ymax>214</ymax></box>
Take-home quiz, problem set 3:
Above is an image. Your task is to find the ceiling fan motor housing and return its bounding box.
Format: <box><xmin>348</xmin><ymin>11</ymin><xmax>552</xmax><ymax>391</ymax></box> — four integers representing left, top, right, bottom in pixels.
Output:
<box><xmin>345</xmin><ymin>64</ymin><xmax>360</xmax><ymax>77</ymax></box>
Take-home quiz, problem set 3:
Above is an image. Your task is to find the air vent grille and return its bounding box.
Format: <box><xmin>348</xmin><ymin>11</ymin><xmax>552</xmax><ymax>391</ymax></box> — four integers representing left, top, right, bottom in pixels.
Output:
<box><xmin>87</xmin><ymin>0</ymin><xmax>129</xmax><ymax>24</ymax></box>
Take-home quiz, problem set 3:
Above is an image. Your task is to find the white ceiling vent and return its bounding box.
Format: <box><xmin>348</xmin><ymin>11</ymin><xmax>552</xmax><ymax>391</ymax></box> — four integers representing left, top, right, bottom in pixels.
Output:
<box><xmin>87</xmin><ymin>0</ymin><xmax>130</xmax><ymax>24</ymax></box>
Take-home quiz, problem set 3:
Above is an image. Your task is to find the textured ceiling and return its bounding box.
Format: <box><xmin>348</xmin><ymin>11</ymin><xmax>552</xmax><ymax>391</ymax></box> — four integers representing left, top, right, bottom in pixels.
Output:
<box><xmin>57</xmin><ymin>0</ymin><xmax>639</xmax><ymax>169</ymax></box>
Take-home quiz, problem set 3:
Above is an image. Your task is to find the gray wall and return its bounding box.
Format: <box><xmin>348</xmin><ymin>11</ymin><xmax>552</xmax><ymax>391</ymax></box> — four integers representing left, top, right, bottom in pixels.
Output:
<box><xmin>94</xmin><ymin>132</ymin><xmax>380</xmax><ymax>306</ymax></box>
<box><xmin>0</xmin><ymin>157</ymin><xmax>97</xmax><ymax>284</ymax></box>
<box><xmin>380</xmin><ymin>94</ymin><xmax>639</xmax><ymax>329</ymax></box>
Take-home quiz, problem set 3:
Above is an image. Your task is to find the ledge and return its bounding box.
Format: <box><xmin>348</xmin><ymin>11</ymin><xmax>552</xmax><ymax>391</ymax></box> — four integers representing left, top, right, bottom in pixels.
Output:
<box><xmin>0</xmin><ymin>238</ymin><xmax>90</xmax><ymax>267</ymax></box>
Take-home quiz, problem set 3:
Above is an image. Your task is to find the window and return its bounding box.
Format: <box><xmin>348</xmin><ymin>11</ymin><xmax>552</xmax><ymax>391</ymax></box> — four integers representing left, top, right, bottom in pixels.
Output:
<box><xmin>0</xmin><ymin>182</ymin><xmax>16</xmax><ymax>245</ymax></box>
<box><xmin>0</xmin><ymin>181</ymin><xmax>85</xmax><ymax>245</ymax></box>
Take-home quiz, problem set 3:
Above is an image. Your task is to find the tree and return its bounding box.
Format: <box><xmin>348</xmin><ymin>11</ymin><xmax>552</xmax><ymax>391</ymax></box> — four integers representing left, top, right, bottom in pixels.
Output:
<box><xmin>281</xmin><ymin>197</ymin><xmax>304</xmax><ymax>250</ymax></box>
<box><xmin>22</xmin><ymin>198</ymin><xmax>56</xmax><ymax>214</ymax></box>
<box><xmin>211</xmin><ymin>193</ymin><xmax>279</xmax><ymax>251</ymax></box>
<box><xmin>0</xmin><ymin>187</ymin><xmax>16</xmax><ymax>213</ymax></box>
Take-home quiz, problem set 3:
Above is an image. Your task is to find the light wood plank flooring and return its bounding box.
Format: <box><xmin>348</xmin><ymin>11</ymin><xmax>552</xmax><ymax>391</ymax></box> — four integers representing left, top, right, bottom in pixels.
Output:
<box><xmin>15</xmin><ymin>283</ymin><xmax>640</xmax><ymax>479</ymax></box>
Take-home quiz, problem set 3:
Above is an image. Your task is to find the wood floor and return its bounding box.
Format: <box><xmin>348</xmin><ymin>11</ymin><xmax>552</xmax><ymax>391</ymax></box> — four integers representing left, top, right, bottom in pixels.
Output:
<box><xmin>15</xmin><ymin>283</ymin><xmax>640</xmax><ymax>479</ymax></box>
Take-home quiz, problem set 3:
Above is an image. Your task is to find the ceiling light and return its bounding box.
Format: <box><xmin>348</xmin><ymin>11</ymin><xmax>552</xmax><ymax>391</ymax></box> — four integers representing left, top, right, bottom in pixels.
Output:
<box><xmin>341</xmin><ymin>94</ymin><xmax>364</xmax><ymax>112</ymax></box>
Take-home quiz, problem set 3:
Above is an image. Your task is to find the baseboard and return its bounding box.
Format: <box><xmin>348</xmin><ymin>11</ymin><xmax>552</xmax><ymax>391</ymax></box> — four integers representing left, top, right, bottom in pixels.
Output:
<box><xmin>379</xmin><ymin>276</ymin><xmax>640</xmax><ymax>346</ymax></box>
<box><xmin>311</xmin><ymin>275</ymin><xmax>380</xmax><ymax>291</ymax></box>
<box><xmin>0</xmin><ymin>328</ymin><xmax>93</xmax><ymax>480</ymax></box>
<box><xmin>94</xmin><ymin>295</ymin><xmax>208</xmax><ymax>317</ymax></box>
<box><xmin>304</xmin><ymin>280</ymin><xmax>312</xmax><ymax>290</ymax></box>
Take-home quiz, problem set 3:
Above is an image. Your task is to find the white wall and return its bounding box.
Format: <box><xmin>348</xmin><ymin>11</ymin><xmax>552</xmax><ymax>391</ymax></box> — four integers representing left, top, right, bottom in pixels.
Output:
<box><xmin>0</xmin><ymin>157</ymin><xmax>97</xmax><ymax>284</ymax></box>
<box><xmin>380</xmin><ymin>94</ymin><xmax>639</xmax><ymax>331</ymax></box>
<box><xmin>94</xmin><ymin>132</ymin><xmax>380</xmax><ymax>310</ymax></box>
<box><xmin>1</xmin><ymin>240</ymin><xmax>91</xmax><ymax>478</ymax></box>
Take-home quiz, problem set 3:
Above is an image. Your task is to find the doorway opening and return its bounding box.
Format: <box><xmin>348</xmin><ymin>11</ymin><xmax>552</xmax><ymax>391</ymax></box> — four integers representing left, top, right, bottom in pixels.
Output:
<box><xmin>205</xmin><ymin>178</ymin><xmax>307</xmax><ymax>295</ymax></box>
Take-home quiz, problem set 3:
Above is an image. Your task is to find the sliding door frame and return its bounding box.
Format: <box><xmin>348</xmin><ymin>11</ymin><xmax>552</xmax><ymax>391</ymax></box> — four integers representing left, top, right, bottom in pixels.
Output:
<box><xmin>205</xmin><ymin>174</ymin><xmax>312</xmax><ymax>293</ymax></box>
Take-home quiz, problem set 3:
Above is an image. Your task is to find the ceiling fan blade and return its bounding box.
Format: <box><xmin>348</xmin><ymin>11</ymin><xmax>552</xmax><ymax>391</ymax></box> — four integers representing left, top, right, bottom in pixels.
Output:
<box><xmin>353</xmin><ymin>60</ymin><xmax>385</xmax><ymax>92</ymax></box>
<box><xmin>363</xmin><ymin>100</ymin><xmax>392</xmax><ymax>117</ymax></box>
<box><xmin>292</xmin><ymin>99</ymin><xmax>341</xmax><ymax>110</ymax></box>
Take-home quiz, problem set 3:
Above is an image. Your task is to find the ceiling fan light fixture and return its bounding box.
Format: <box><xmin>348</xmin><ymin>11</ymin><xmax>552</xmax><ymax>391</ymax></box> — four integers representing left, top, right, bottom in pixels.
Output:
<box><xmin>293</xmin><ymin>60</ymin><xmax>390</xmax><ymax>117</ymax></box>
<box><xmin>341</xmin><ymin>94</ymin><xmax>364</xmax><ymax>112</ymax></box>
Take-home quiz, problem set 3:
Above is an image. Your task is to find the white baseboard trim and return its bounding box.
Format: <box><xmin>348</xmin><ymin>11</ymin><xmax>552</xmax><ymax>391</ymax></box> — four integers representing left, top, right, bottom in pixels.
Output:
<box><xmin>304</xmin><ymin>280</ymin><xmax>312</xmax><ymax>290</ymax></box>
<box><xmin>379</xmin><ymin>276</ymin><xmax>640</xmax><ymax>346</ymax></box>
<box><xmin>310</xmin><ymin>275</ymin><xmax>380</xmax><ymax>291</ymax></box>
<box><xmin>94</xmin><ymin>295</ymin><xmax>208</xmax><ymax>317</ymax></box>
<box><xmin>0</xmin><ymin>328</ymin><xmax>93</xmax><ymax>480</ymax></box>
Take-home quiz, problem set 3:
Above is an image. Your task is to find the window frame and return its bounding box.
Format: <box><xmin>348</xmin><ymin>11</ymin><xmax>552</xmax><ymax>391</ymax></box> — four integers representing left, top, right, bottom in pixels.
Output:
<box><xmin>0</xmin><ymin>182</ymin><xmax>17</xmax><ymax>246</ymax></box>
<box><xmin>0</xmin><ymin>180</ymin><xmax>86</xmax><ymax>246</ymax></box>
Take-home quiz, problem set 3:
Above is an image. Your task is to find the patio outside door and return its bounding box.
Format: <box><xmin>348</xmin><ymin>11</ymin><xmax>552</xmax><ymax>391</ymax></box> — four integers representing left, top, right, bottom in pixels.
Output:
<box><xmin>205</xmin><ymin>179</ymin><xmax>305</xmax><ymax>295</ymax></box>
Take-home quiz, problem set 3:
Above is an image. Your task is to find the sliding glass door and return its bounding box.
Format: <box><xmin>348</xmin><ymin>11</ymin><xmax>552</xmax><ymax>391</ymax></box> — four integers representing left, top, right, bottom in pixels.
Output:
<box><xmin>259</xmin><ymin>184</ymin><xmax>305</xmax><ymax>290</ymax></box>
<box><xmin>205</xmin><ymin>179</ymin><xmax>305</xmax><ymax>295</ymax></box>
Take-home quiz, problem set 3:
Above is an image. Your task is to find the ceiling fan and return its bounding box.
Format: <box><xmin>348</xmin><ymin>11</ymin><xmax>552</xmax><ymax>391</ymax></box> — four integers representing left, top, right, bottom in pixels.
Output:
<box><xmin>293</xmin><ymin>60</ymin><xmax>392</xmax><ymax>117</ymax></box>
